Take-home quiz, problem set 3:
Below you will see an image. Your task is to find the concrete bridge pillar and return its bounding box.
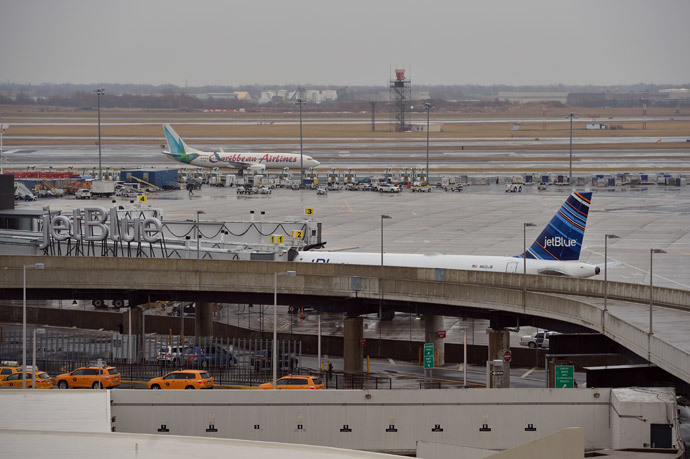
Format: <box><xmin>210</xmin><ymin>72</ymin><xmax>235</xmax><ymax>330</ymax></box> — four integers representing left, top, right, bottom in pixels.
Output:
<box><xmin>487</xmin><ymin>328</ymin><xmax>511</xmax><ymax>388</ymax></box>
<box><xmin>343</xmin><ymin>316</ymin><xmax>364</xmax><ymax>375</ymax></box>
<box><xmin>195</xmin><ymin>302</ymin><xmax>214</xmax><ymax>339</ymax></box>
<box><xmin>424</xmin><ymin>314</ymin><xmax>445</xmax><ymax>366</ymax></box>
<box><xmin>122</xmin><ymin>307</ymin><xmax>143</xmax><ymax>336</ymax></box>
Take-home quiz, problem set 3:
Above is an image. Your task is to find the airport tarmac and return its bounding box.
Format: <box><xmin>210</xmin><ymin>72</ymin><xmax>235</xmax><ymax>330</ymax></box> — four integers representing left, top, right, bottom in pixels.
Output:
<box><xmin>17</xmin><ymin>182</ymin><xmax>690</xmax><ymax>290</ymax></box>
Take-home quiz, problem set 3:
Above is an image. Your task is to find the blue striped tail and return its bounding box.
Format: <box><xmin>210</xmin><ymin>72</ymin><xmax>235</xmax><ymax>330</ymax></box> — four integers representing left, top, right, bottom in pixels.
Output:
<box><xmin>519</xmin><ymin>192</ymin><xmax>592</xmax><ymax>261</ymax></box>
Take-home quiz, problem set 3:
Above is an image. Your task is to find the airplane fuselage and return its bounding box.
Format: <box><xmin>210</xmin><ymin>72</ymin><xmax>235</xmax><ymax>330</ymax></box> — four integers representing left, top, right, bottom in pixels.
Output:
<box><xmin>186</xmin><ymin>151</ymin><xmax>320</xmax><ymax>170</ymax></box>
<box><xmin>296</xmin><ymin>251</ymin><xmax>600</xmax><ymax>278</ymax></box>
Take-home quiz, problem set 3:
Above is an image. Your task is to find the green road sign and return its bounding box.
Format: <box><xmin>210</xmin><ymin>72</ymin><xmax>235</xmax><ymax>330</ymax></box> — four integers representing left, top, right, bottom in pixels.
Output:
<box><xmin>424</xmin><ymin>343</ymin><xmax>434</xmax><ymax>369</ymax></box>
<box><xmin>555</xmin><ymin>365</ymin><xmax>574</xmax><ymax>388</ymax></box>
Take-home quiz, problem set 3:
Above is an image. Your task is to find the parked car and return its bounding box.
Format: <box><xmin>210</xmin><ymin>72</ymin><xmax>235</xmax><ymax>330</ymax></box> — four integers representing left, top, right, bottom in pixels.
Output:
<box><xmin>258</xmin><ymin>375</ymin><xmax>325</xmax><ymax>390</ymax></box>
<box><xmin>519</xmin><ymin>331</ymin><xmax>559</xmax><ymax>349</ymax></box>
<box><xmin>55</xmin><ymin>366</ymin><xmax>121</xmax><ymax>389</ymax></box>
<box><xmin>0</xmin><ymin>371</ymin><xmax>53</xmax><ymax>389</ymax></box>
<box><xmin>157</xmin><ymin>345</ymin><xmax>193</xmax><ymax>365</ymax></box>
<box><xmin>148</xmin><ymin>370</ymin><xmax>213</xmax><ymax>390</ymax></box>
<box><xmin>186</xmin><ymin>345</ymin><xmax>237</xmax><ymax>368</ymax></box>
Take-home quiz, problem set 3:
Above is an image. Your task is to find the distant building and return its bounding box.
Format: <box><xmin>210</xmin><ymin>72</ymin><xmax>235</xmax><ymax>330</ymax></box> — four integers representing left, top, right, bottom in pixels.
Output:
<box><xmin>259</xmin><ymin>89</ymin><xmax>337</xmax><ymax>104</ymax></box>
<box><xmin>497</xmin><ymin>92</ymin><xmax>568</xmax><ymax>103</ymax></box>
<box><xmin>195</xmin><ymin>92</ymin><xmax>252</xmax><ymax>101</ymax></box>
<box><xmin>410</xmin><ymin>123</ymin><xmax>442</xmax><ymax>133</ymax></box>
<box><xmin>660</xmin><ymin>88</ymin><xmax>689</xmax><ymax>99</ymax></box>
<box><xmin>586</xmin><ymin>122</ymin><xmax>608</xmax><ymax>130</ymax></box>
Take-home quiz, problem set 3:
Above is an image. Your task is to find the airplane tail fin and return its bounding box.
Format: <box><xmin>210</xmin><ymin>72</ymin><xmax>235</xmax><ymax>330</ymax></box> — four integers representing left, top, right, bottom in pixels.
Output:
<box><xmin>163</xmin><ymin>124</ymin><xmax>199</xmax><ymax>164</ymax></box>
<box><xmin>163</xmin><ymin>124</ymin><xmax>188</xmax><ymax>158</ymax></box>
<box><xmin>519</xmin><ymin>192</ymin><xmax>592</xmax><ymax>261</ymax></box>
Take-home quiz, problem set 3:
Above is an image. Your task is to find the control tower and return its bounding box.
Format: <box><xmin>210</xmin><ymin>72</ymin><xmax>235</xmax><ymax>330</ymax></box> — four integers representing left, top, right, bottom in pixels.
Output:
<box><xmin>390</xmin><ymin>68</ymin><xmax>411</xmax><ymax>132</ymax></box>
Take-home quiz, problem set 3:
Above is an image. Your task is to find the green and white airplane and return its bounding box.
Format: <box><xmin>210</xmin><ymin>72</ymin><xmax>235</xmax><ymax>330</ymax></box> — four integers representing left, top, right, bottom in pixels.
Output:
<box><xmin>162</xmin><ymin>124</ymin><xmax>320</xmax><ymax>174</ymax></box>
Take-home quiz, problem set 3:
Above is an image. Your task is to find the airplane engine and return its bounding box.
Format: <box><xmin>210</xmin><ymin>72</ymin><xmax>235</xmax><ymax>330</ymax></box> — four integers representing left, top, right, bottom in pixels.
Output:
<box><xmin>248</xmin><ymin>164</ymin><xmax>266</xmax><ymax>174</ymax></box>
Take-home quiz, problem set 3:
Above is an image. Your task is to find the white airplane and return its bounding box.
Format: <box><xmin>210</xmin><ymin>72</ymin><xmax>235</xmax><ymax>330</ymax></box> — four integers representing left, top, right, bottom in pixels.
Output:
<box><xmin>162</xmin><ymin>124</ymin><xmax>320</xmax><ymax>174</ymax></box>
<box><xmin>294</xmin><ymin>192</ymin><xmax>601</xmax><ymax>279</ymax></box>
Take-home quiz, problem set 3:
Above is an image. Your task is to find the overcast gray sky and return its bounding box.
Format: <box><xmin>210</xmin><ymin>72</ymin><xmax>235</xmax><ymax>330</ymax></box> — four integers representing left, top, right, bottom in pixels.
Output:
<box><xmin>2</xmin><ymin>0</ymin><xmax>689</xmax><ymax>87</ymax></box>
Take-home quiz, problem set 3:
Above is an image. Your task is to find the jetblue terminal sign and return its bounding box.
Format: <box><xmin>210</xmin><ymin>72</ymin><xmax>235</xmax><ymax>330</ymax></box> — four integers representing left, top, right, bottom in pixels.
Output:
<box><xmin>39</xmin><ymin>206</ymin><xmax>163</xmax><ymax>250</ymax></box>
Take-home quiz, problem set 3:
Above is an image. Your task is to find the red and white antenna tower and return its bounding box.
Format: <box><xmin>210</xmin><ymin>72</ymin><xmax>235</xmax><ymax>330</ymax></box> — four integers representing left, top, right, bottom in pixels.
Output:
<box><xmin>642</xmin><ymin>94</ymin><xmax>648</xmax><ymax>130</ymax></box>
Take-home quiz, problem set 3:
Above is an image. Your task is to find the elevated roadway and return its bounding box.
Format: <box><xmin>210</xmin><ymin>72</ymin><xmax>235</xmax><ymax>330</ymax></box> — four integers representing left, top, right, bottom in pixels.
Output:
<box><xmin>1</xmin><ymin>255</ymin><xmax>689</xmax><ymax>384</ymax></box>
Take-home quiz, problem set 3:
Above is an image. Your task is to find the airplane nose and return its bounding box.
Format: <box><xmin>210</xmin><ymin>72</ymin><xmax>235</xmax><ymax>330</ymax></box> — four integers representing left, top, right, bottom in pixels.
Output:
<box><xmin>595</xmin><ymin>266</ymin><xmax>601</xmax><ymax>275</ymax></box>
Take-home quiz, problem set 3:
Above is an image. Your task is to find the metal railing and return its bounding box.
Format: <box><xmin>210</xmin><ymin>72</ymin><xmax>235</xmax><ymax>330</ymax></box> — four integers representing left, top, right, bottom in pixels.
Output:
<box><xmin>0</xmin><ymin>326</ymin><xmax>302</xmax><ymax>387</ymax></box>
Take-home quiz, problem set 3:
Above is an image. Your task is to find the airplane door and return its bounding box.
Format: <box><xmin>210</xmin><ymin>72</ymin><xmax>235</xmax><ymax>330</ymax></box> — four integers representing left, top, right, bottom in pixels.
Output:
<box><xmin>505</xmin><ymin>262</ymin><xmax>519</xmax><ymax>273</ymax></box>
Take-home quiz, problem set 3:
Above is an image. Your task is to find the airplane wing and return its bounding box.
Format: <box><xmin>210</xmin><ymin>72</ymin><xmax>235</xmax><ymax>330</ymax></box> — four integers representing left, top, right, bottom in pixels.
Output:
<box><xmin>210</xmin><ymin>152</ymin><xmax>258</xmax><ymax>170</ymax></box>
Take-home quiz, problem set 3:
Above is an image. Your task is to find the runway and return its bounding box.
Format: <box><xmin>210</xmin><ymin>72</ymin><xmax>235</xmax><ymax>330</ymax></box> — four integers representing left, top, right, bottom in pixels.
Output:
<box><xmin>3</xmin><ymin>144</ymin><xmax>690</xmax><ymax>173</ymax></box>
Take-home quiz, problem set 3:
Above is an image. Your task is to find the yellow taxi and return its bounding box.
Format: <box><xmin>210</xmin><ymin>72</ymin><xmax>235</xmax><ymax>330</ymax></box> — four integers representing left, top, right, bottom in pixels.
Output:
<box><xmin>148</xmin><ymin>369</ymin><xmax>213</xmax><ymax>390</ymax></box>
<box><xmin>258</xmin><ymin>375</ymin><xmax>325</xmax><ymax>390</ymax></box>
<box><xmin>55</xmin><ymin>366</ymin><xmax>121</xmax><ymax>389</ymax></box>
<box><xmin>0</xmin><ymin>362</ymin><xmax>21</xmax><ymax>381</ymax></box>
<box><xmin>0</xmin><ymin>371</ymin><xmax>53</xmax><ymax>389</ymax></box>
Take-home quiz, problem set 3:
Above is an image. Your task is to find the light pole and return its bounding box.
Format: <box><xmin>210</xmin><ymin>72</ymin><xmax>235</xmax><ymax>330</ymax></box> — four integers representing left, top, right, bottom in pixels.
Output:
<box><xmin>95</xmin><ymin>88</ymin><xmax>105</xmax><ymax>180</ymax></box>
<box><xmin>603</xmin><ymin>234</ymin><xmax>620</xmax><ymax>316</ymax></box>
<box><xmin>0</xmin><ymin>123</ymin><xmax>9</xmax><ymax>175</ymax></box>
<box><xmin>274</xmin><ymin>270</ymin><xmax>296</xmax><ymax>389</ymax></box>
<box><xmin>523</xmin><ymin>223</ymin><xmax>536</xmax><ymax>309</ymax></box>
<box><xmin>195</xmin><ymin>210</ymin><xmax>205</xmax><ymax>268</ymax></box>
<box><xmin>565</xmin><ymin>112</ymin><xmax>577</xmax><ymax>185</ymax></box>
<box><xmin>295</xmin><ymin>98</ymin><xmax>304</xmax><ymax>188</ymax></box>
<box><xmin>23</xmin><ymin>262</ymin><xmax>44</xmax><ymax>389</ymax></box>
<box><xmin>649</xmin><ymin>248</ymin><xmax>666</xmax><ymax>335</ymax></box>
<box><xmin>423</xmin><ymin>102</ymin><xmax>432</xmax><ymax>185</ymax></box>
<box><xmin>381</xmin><ymin>214</ymin><xmax>392</xmax><ymax>318</ymax></box>
<box><xmin>32</xmin><ymin>328</ymin><xmax>45</xmax><ymax>389</ymax></box>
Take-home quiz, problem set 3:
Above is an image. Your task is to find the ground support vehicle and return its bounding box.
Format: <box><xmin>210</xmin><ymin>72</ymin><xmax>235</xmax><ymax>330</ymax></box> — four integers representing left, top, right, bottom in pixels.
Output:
<box><xmin>411</xmin><ymin>184</ymin><xmax>432</xmax><ymax>192</ymax></box>
<box><xmin>75</xmin><ymin>188</ymin><xmax>92</xmax><ymax>199</ymax></box>
<box><xmin>443</xmin><ymin>184</ymin><xmax>464</xmax><ymax>192</ymax></box>
<box><xmin>378</xmin><ymin>183</ymin><xmax>401</xmax><ymax>193</ymax></box>
<box><xmin>91</xmin><ymin>180</ymin><xmax>116</xmax><ymax>197</ymax></box>
<box><xmin>237</xmin><ymin>186</ymin><xmax>257</xmax><ymax>195</ymax></box>
<box><xmin>506</xmin><ymin>183</ymin><xmax>523</xmax><ymax>192</ymax></box>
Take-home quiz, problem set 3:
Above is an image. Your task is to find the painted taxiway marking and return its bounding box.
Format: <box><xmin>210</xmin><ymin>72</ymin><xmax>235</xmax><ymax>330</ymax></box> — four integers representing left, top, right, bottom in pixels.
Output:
<box><xmin>334</xmin><ymin>201</ymin><xmax>365</xmax><ymax>213</ymax></box>
<box><xmin>521</xmin><ymin>367</ymin><xmax>537</xmax><ymax>379</ymax></box>
<box><xmin>388</xmin><ymin>358</ymin><xmax>395</xmax><ymax>365</ymax></box>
